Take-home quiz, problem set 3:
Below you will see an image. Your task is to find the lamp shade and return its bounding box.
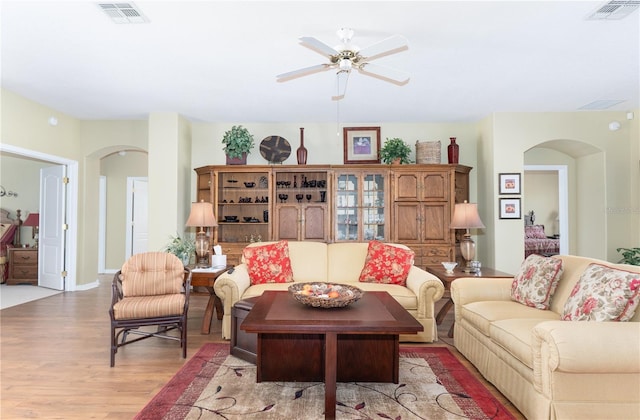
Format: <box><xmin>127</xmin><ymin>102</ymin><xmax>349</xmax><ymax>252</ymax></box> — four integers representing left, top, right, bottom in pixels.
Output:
<box><xmin>23</xmin><ymin>213</ymin><xmax>40</xmax><ymax>227</ymax></box>
<box><xmin>185</xmin><ymin>201</ymin><xmax>217</xmax><ymax>227</ymax></box>
<box><xmin>450</xmin><ymin>201</ymin><xmax>485</xmax><ymax>229</ymax></box>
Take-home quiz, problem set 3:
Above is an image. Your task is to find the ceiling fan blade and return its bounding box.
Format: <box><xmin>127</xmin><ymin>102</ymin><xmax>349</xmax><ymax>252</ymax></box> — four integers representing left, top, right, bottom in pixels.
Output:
<box><xmin>357</xmin><ymin>35</ymin><xmax>408</xmax><ymax>61</ymax></box>
<box><xmin>358</xmin><ymin>63</ymin><xmax>410</xmax><ymax>85</ymax></box>
<box><xmin>299</xmin><ymin>36</ymin><xmax>340</xmax><ymax>58</ymax></box>
<box><xmin>276</xmin><ymin>64</ymin><xmax>332</xmax><ymax>82</ymax></box>
<box><xmin>331</xmin><ymin>70</ymin><xmax>350</xmax><ymax>101</ymax></box>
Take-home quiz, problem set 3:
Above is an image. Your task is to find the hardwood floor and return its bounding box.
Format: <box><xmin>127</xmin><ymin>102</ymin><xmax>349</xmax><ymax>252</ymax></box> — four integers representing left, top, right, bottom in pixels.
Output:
<box><xmin>0</xmin><ymin>276</ymin><xmax>524</xmax><ymax>419</ymax></box>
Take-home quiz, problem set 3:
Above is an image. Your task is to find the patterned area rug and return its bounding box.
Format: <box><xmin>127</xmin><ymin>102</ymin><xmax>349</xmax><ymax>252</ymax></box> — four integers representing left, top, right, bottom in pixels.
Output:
<box><xmin>136</xmin><ymin>343</ymin><xmax>514</xmax><ymax>419</ymax></box>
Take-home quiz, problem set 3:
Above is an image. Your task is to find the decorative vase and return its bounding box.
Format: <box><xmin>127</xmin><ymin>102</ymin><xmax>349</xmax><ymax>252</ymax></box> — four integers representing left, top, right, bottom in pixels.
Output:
<box><xmin>447</xmin><ymin>137</ymin><xmax>459</xmax><ymax>164</ymax></box>
<box><xmin>296</xmin><ymin>127</ymin><xmax>308</xmax><ymax>165</ymax></box>
<box><xmin>226</xmin><ymin>152</ymin><xmax>247</xmax><ymax>165</ymax></box>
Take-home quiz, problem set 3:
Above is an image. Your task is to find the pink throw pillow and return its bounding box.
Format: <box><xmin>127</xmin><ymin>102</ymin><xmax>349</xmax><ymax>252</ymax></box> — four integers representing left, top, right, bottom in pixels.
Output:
<box><xmin>243</xmin><ymin>240</ymin><xmax>294</xmax><ymax>285</ymax></box>
<box><xmin>511</xmin><ymin>254</ymin><xmax>563</xmax><ymax>309</ymax></box>
<box><xmin>359</xmin><ymin>241</ymin><xmax>415</xmax><ymax>287</ymax></box>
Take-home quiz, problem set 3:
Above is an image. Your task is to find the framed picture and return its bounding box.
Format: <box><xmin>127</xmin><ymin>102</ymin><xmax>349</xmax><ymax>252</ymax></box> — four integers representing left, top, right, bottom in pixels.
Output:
<box><xmin>343</xmin><ymin>127</ymin><xmax>381</xmax><ymax>164</ymax></box>
<box><xmin>499</xmin><ymin>198</ymin><xmax>521</xmax><ymax>219</ymax></box>
<box><xmin>498</xmin><ymin>173</ymin><xmax>521</xmax><ymax>195</ymax></box>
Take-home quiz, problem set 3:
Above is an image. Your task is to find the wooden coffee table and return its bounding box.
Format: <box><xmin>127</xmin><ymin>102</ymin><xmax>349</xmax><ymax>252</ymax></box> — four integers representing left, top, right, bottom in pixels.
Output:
<box><xmin>241</xmin><ymin>290</ymin><xmax>423</xmax><ymax>420</ymax></box>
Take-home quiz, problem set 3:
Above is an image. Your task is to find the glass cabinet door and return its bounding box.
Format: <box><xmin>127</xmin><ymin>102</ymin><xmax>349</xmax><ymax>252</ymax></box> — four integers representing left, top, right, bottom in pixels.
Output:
<box><xmin>362</xmin><ymin>173</ymin><xmax>386</xmax><ymax>241</ymax></box>
<box><xmin>335</xmin><ymin>171</ymin><xmax>388</xmax><ymax>242</ymax></box>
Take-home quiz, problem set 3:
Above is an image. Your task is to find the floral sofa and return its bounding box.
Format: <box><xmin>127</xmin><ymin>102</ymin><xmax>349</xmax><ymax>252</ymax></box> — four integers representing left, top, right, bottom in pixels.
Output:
<box><xmin>213</xmin><ymin>240</ymin><xmax>445</xmax><ymax>342</ymax></box>
<box><xmin>451</xmin><ymin>254</ymin><xmax>640</xmax><ymax>419</ymax></box>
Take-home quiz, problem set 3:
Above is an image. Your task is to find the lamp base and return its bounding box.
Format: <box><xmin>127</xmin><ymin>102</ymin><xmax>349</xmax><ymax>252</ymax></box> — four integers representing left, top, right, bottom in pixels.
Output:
<box><xmin>460</xmin><ymin>260</ymin><xmax>481</xmax><ymax>274</ymax></box>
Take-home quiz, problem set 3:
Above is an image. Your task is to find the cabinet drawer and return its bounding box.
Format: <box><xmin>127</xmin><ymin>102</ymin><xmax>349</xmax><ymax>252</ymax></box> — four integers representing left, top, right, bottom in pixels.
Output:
<box><xmin>11</xmin><ymin>265</ymin><xmax>38</xmax><ymax>278</ymax></box>
<box><xmin>12</xmin><ymin>250</ymin><xmax>37</xmax><ymax>264</ymax></box>
<box><xmin>423</xmin><ymin>246</ymin><xmax>453</xmax><ymax>266</ymax></box>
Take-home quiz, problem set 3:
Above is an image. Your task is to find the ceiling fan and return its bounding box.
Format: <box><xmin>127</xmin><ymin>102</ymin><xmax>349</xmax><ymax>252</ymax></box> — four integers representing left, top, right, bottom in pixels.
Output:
<box><xmin>276</xmin><ymin>28</ymin><xmax>410</xmax><ymax>100</ymax></box>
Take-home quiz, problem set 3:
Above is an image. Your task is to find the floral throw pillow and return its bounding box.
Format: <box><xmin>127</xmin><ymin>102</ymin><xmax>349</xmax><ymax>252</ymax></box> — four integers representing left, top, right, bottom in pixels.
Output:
<box><xmin>562</xmin><ymin>263</ymin><xmax>640</xmax><ymax>322</ymax></box>
<box><xmin>359</xmin><ymin>241</ymin><xmax>415</xmax><ymax>286</ymax></box>
<box><xmin>511</xmin><ymin>254</ymin><xmax>564</xmax><ymax>310</ymax></box>
<box><xmin>243</xmin><ymin>240</ymin><xmax>293</xmax><ymax>285</ymax></box>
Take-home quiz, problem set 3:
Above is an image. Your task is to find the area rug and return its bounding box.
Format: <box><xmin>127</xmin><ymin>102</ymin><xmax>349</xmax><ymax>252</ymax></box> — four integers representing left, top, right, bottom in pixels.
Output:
<box><xmin>136</xmin><ymin>343</ymin><xmax>515</xmax><ymax>419</ymax></box>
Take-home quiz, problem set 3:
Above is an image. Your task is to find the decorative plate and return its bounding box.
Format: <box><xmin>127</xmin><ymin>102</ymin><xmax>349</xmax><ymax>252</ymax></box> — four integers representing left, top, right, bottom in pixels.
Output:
<box><xmin>288</xmin><ymin>282</ymin><xmax>363</xmax><ymax>308</ymax></box>
<box><xmin>260</xmin><ymin>136</ymin><xmax>291</xmax><ymax>163</ymax></box>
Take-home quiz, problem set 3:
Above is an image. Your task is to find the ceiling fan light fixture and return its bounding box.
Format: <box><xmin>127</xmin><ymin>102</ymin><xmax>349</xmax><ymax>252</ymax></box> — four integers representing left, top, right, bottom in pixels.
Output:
<box><xmin>339</xmin><ymin>59</ymin><xmax>352</xmax><ymax>71</ymax></box>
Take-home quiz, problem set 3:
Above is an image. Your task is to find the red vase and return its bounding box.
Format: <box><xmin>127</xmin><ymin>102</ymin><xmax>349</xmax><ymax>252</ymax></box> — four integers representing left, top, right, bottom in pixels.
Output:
<box><xmin>447</xmin><ymin>137</ymin><xmax>459</xmax><ymax>164</ymax></box>
<box><xmin>296</xmin><ymin>127</ymin><xmax>308</xmax><ymax>165</ymax></box>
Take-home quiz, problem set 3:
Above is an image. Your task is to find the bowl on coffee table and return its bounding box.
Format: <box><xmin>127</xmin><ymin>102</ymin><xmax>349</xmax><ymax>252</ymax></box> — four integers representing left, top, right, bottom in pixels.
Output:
<box><xmin>288</xmin><ymin>282</ymin><xmax>363</xmax><ymax>308</ymax></box>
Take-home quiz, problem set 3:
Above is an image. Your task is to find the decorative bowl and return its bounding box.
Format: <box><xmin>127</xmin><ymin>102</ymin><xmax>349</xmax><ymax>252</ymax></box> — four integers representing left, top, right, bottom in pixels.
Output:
<box><xmin>224</xmin><ymin>215</ymin><xmax>238</xmax><ymax>222</ymax></box>
<box><xmin>288</xmin><ymin>282</ymin><xmax>363</xmax><ymax>308</ymax></box>
<box><xmin>244</xmin><ymin>182</ymin><xmax>255</xmax><ymax>188</ymax></box>
<box><xmin>243</xmin><ymin>216</ymin><xmax>253</xmax><ymax>222</ymax></box>
<box><xmin>441</xmin><ymin>261</ymin><xmax>458</xmax><ymax>274</ymax></box>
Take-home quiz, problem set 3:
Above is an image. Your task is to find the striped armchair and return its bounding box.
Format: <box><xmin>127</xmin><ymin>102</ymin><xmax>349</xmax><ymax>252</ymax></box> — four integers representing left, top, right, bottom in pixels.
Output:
<box><xmin>109</xmin><ymin>252</ymin><xmax>192</xmax><ymax>367</ymax></box>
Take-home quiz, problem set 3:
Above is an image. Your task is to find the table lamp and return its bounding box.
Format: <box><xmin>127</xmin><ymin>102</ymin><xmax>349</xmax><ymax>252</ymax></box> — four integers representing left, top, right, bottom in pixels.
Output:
<box><xmin>450</xmin><ymin>201</ymin><xmax>485</xmax><ymax>273</ymax></box>
<box><xmin>186</xmin><ymin>201</ymin><xmax>217</xmax><ymax>267</ymax></box>
<box><xmin>23</xmin><ymin>212</ymin><xmax>40</xmax><ymax>249</ymax></box>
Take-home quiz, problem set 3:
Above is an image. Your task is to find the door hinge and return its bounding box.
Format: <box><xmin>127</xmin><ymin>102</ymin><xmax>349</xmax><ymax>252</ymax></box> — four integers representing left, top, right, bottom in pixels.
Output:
<box><xmin>62</xmin><ymin>177</ymin><xmax>69</xmax><ymax>184</ymax></box>
<box><xmin>62</xmin><ymin>224</ymin><xmax>69</xmax><ymax>231</ymax></box>
<box><xmin>61</xmin><ymin>271</ymin><xmax>67</xmax><ymax>278</ymax></box>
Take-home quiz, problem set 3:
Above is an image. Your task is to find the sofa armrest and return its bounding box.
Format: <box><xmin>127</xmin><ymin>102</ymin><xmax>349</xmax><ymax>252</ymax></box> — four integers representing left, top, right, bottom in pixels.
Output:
<box><xmin>213</xmin><ymin>264</ymin><xmax>251</xmax><ymax>315</ymax></box>
<box><xmin>406</xmin><ymin>266</ymin><xmax>445</xmax><ymax>318</ymax></box>
<box><xmin>532</xmin><ymin>321</ymin><xmax>640</xmax><ymax>396</ymax></box>
<box><xmin>450</xmin><ymin>276</ymin><xmax>513</xmax><ymax>306</ymax></box>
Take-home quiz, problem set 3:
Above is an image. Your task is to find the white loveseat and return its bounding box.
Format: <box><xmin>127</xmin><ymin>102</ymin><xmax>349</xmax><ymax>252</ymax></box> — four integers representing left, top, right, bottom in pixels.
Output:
<box><xmin>213</xmin><ymin>241</ymin><xmax>445</xmax><ymax>342</ymax></box>
<box><xmin>451</xmin><ymin>255</ymin><xmax>640</xmax><ymax>420</ymax></box>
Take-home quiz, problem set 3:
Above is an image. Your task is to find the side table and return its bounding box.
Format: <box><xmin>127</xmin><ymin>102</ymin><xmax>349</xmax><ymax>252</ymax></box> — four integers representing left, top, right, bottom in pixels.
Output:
<box><xmin>190</xmin><ymin>265</ymin><xmax>233</xmax><ymax>334</ymax></box>
<box><xmin>426</xmin><ymin>266</ymin><xmax>512</xmax><ymax>337</ymax></box>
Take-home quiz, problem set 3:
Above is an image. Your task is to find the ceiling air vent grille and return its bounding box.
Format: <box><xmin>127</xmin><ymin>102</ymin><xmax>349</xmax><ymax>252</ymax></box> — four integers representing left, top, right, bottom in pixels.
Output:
<box><xmin>587</xmin><ymin>0</ymin><xmax>640</xmax><ymax>20</ymax></box>
<box><xmin>97</xmin><ymin>3</ymin><xmax>149</xmax><ymax>24</ymax></box>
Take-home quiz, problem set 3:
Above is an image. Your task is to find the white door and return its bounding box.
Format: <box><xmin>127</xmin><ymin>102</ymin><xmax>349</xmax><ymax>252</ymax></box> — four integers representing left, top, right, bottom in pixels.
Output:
<box><xmin>39</xmin><ymin>165</ymin><xmax>66</xmax><ymax>290</ymax></box>
<box><xmin>125</xmin><ymin>177</ymin><xmax>148</xmax><ymax>258</ymax></box>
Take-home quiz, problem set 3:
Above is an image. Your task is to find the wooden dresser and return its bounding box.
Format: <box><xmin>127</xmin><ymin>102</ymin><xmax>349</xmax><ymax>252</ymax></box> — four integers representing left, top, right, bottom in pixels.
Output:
<box><xmin>7</xmin><ymin>247</ymin><xmax>38</xmax><ymax>285</ymax></box>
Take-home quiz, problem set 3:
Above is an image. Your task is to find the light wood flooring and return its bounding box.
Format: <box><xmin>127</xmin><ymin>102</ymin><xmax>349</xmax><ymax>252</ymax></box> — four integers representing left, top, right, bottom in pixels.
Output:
<box><xmin>0</xmin><ymin>276</ymin><xmax>524</xmax><ymax>419</ymax></box>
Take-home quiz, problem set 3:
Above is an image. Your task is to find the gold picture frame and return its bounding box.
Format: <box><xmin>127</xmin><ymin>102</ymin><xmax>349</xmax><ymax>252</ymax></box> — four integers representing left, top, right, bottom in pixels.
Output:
<box><xmin>343</xmin><ymin>127</ymin><xmax>381</xmax><ymax>164</ymax></box>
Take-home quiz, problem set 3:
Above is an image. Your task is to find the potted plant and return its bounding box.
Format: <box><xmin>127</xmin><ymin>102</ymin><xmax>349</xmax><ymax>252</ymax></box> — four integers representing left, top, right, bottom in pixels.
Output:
<box><xmin>222</xmin><ymin>125</ymin><xmax>255</xmax><ymax>165</ymax></box>
<box><xmin>379</xmin><ymin>137</ymin><xmax>413</xmax><ymax>164</ymax></box>
<box><xmin>164</xmin><ymin>234</ymin><xmax>196</xmax><ymax>266</ymax></box>
<box><xmin>617</xmin><ymin>247</ymin><xmax>640</xmax><ymax>265</ymax></box>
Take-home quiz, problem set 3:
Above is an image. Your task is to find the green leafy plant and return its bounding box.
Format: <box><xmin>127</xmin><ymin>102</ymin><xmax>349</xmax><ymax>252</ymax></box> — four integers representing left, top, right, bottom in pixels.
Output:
<box><xmin>617</xmin><ymin>247</ymin><xmax>640</xmax><ymax>265</ymax></box>
<box><xmin>222</xmin><ymin>125</ymin><xmax>255</xmax><ymax>159</ymax></box>
<box><xmin>379</xmin><ymin>137</ymin><xmax>412</xmax><ymax>164</ymax></box>
<box><xmin>164</xmin><ymin>234</ymin><xmax>195</xmax><ymax>263</ymax></box>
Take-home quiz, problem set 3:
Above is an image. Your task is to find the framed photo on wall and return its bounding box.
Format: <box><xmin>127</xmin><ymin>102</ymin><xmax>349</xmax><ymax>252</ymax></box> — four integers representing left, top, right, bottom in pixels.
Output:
<box><xmin>499</xmin><ymin>198</ymin><xmax>521</xmax><ymax>219</ymax></box>
<box><xmin>498</xmin><ymin>173</ymin><xmax>521</xmax><ymax>195</ymax></box>
<box><xmin>343</xmin><ymin>127</ymin><xmax>381</xmax><ymax>164</ymax></box>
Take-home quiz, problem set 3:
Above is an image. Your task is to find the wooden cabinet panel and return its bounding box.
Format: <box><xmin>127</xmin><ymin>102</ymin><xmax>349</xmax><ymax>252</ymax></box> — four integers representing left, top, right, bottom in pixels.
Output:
<box><xmin>421</xmin><ymin>172</ymin><xmax>448</xmax><ymax>201</ymax></box>
<box><xmin>393</xmin><ymin>203</ymin><xmax>420</xmax><ymax>243</ymax></box>
<box><xmin>423</xmin><ymin>246</ymin><xmax>453</xmax><ymax>265</ymax></box>
<box><xmin>422</xmin><ymin>203</ymin><xmax>450</xmax><ymax>243</ymax></box>
<box><xmin>303</xmin><ymin>205</ymin><xmax>327</xmax><ymax>240</ymax></box>
<box><xmin>393</xmin><ymin>173</ymin><xmax>419</xmax><ymax>201</ymax></box>
<box><xmin>275</xmin><ymin>205</ymin><xmax>300</xmax><ymax>240</ymax></box>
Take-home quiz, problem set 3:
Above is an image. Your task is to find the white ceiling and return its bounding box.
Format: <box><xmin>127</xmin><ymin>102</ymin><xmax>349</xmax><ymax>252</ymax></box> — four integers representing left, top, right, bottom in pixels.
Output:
<box><xmin>1</xmin><ymin>1</ymin><xmax>638</xmax><ymax>123</ymax></box>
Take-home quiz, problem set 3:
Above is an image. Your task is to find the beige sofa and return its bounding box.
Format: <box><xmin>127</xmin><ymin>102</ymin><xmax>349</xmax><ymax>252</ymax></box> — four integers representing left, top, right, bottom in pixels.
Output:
<box><xmin>451</xmin><ymin>255</ymin><xmax>640</xmax><ymax>420</ymax></box>
<box><xmin>214</xmin><ymin>241</ymin><xmax>445</xmax><ymax>342</ymax></box>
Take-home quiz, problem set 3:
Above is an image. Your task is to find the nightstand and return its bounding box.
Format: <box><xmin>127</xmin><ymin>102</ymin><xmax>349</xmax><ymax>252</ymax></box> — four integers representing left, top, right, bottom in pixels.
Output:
<box><xmin>7</xmin><ymin>247</ymin><xmax>38</xmax><ymax>285</ymax></box>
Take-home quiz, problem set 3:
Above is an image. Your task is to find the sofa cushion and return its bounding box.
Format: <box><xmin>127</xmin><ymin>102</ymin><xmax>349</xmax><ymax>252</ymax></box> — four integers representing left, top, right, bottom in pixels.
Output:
<box><xmin>243</xmin><ymin>240</ymin><xmax>293</xmax><ymax>285</ymax></box>
<box><xmin>490</xmin><ymin>318</ymin><xmax>549</xmax><ymax>369</ymax></box>
<box><xmin>511</xmin><ymin>254</ymin><xmax>563</xmax><ymax>310</ymax></box>
<box><xmin>461</xmin><ymin>301</ymin><xmax>560</xmax><ymax>336</ymax></box>
<box><xmin>359</xmin><ymin>240</ymin><xmax>415</xmax><ymax>286</ymax></box>
<box><xmin>562</xmin><ymin>263</ymin><xmax>640</xmax><ymax>321</ymax></box>
<box><xmin>355</xmin><ymin>282</ymin><xmax>418</xmax><ymax>310</ymax></box>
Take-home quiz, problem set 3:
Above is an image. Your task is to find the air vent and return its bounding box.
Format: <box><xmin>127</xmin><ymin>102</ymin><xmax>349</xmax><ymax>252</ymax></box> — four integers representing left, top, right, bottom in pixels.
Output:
<box><xmin>587</xmin><ymin>0</ymin><xmax>640</xmax><ymax>20</ymax></box>
<box><xmin>97</xmin><ymin>3</ymin><xmax>149</xmax><ymax>24</ymax></box>
<box><xmin>579</xmin><ymin>99</ymin><xmax>625</xmax><ymax>110</ymax></box>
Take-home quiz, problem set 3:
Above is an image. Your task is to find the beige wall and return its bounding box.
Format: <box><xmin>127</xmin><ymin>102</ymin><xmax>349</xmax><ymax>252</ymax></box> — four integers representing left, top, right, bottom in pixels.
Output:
<box><xmin>100</xmin><ymin>151</ymin><xmax>148</xmax><ymax>269</ymax></box>
<box><xmin>523</xmin><ymin>171</ymin><xmax>558</xmax><ymax>231</ymax></box>
<box><xmin>3</xmin><ymin>88</ymin><xmax>638</xmax><ymax>284</ymax></box>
